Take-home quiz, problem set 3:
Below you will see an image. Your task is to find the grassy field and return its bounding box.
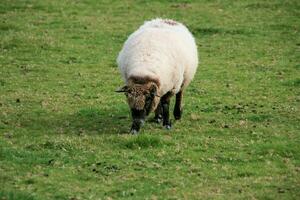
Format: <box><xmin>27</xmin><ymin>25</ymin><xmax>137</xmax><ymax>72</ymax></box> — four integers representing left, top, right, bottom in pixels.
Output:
<box><xmin>0</xmin><ymin>0</ymin><xmax>299</xmax><ymax>199</ymax></box>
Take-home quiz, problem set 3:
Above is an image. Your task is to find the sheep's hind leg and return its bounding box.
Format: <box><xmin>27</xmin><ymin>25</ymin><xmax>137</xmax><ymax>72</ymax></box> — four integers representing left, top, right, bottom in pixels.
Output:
<box><xmin>173</xmin><ymin>90</ymin><xmax>183</xmax><ymax>120</ymax></box>
<box><xmin>153</xmin><ymin>101</ymin><xmax>163</xmax><ymax>123</ymax></box>
<box><xmin>161</xmin><ymin>92</ymin><xmax>172</xmax><ymax>129</ymax></box>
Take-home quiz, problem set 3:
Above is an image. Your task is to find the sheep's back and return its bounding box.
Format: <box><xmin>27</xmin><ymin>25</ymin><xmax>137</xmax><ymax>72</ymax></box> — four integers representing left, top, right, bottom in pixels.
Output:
<box><xmin>117</xmin><ymin>19</ymin><xmax>198</xmax><ymax>95</ymax></box>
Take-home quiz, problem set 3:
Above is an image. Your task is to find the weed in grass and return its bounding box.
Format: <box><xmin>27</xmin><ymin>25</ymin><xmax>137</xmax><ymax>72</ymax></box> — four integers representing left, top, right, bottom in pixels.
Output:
<box><xmin>122</xmin><ymin>135</ymin><xmax>164</xmax><ymax>149</ymax></box>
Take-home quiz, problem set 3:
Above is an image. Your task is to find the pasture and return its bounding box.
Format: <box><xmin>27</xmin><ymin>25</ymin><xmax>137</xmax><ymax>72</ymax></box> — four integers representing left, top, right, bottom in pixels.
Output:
<box><xmin>0</xmin><ymin>0</ymin><xmax>299</xmax><ymax>199</ymax></box>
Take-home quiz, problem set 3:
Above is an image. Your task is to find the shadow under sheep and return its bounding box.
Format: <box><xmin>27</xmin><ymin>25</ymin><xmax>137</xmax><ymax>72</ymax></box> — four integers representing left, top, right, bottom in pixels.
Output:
<box><xmin>70</xmin><ymin>107</ymin><xmax>130</xmax><ymax>135</ymax></box>
<box><xmin>19</xmin><ymin>107</ymin><xmax>130</xmax><ymax>135</ymax></box>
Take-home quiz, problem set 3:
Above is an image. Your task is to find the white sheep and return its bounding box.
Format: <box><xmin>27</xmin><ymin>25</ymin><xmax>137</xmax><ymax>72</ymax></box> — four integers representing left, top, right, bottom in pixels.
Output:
<box><xmin>116</xmin><ymin>18</ymin><xmax>198</xmax><ymax>134</ymax></box>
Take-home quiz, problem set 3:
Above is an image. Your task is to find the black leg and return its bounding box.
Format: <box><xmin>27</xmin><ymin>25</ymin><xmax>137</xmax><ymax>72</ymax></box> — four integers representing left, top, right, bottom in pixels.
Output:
<box><xmin>161</xmin><ymin>92</ymin><xmax>173</xmax><ymax>129</ymax></box>
<box><xmin>154</xmin><ymin>101</ymin><xmax>163</xmax><ymax>123</ymax></box>
<box><xmin>174</xmin><ymin>91</ymin><xmax>183</xmax><ymax>120</ymax></box>
<box><xmin>162</xmin><ymin>102</ymin><xmax>171</xmax><ymax>129</ymax></box>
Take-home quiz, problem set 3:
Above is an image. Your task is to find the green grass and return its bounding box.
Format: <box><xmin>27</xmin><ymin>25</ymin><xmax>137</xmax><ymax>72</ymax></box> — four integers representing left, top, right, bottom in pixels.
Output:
<box><xmin>0</xmin><ymin>0</ymin><xmax>299</xmax><ymax>199</ymax></box>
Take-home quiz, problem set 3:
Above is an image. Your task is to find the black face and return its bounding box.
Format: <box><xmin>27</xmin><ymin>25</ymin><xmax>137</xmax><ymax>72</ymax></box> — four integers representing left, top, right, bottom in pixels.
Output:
<box><xmin>130</xmin><ymin>108</ymin><xmax>145</xmax><ymax>133</ymax></box>
<box><xmin>131</xmin><ymin>108</ymin><xmax>146</xmax><ymax>120</ymax></box>
<box><xmin>129</xmin><ymin>94</ymin><xmax>154</xmax><ymax>118</ymax></box>
<box><xmin>129</xmin><ymin>94</ymin><xmax>155</xmax><ymax>133</ymax></box>
<box><xmin>116</xmin><ymin>84</ymin><xmax>158</xmax><ymax>134</ymax></box>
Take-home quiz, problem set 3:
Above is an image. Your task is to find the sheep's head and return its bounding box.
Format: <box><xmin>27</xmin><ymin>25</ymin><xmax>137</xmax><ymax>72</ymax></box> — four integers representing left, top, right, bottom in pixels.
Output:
<box><xmin>116</xmin><ymin>77</ymin><xmax>161</xmax><ymax>133</ymax></box>
<box><xmin>116</xmin><ymin>82</ymin><xmax>160</xmax><ymax>116</ymax></box>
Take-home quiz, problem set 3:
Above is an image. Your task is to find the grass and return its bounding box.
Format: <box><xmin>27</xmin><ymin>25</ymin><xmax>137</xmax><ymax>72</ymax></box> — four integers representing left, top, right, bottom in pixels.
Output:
<box><xmin>0</xmin><ymin>0</ymin><xmax>299</xmax><ymax>199</ymax></box>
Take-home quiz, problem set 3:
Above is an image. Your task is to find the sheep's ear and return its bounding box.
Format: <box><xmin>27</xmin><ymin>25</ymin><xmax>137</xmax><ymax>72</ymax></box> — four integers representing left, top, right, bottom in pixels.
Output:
<box><xmin>115</xmin><ymin>85</ymin><xmax>128</xmax><ymax>93</ymax></box>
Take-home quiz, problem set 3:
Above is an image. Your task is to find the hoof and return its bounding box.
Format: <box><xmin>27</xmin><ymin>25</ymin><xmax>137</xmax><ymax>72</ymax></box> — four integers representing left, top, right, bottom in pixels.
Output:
<box><xmin>130</xmin><ymin>129</ymin><xmax>139</xmax><ymax>135</ymax></box>
<box><xmin>153</xmin><ymin>114</ymin><xmax>162</xmax><ymax>124</ymax></box>
<box><xmin>150</xmin><ymin>117</ymin><xmax>162</xmax><ymax>124</ymax></box>
<box><xmin>174</xmin><ymin>109</ymin><xmax>182</xmax><ymax>120</ymax></box>
<box><xmin>174</xmin><ymin>115</ymin><xmax>181</xmax><ymax>120</ymax></box>
<box><xmin>163</xmin><ymin>120</ymin><xmax>172</xmax><ymax>130</ymax></box>
<box><xmin>154</xmin><ymin>117</ymin><xmax>162</xmax><ymax>123</ymax></box>
<box><xmin>165</xmin><ymin>124</ymin><xmax>172</xmax><ymax>130</ymax></box>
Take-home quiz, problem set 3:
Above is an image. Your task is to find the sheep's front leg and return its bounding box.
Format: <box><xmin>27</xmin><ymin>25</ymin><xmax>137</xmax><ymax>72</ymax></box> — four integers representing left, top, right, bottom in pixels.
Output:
<box><xmin>173</xmin><ymin>90</ymin><xmax>183</xmax><ymax>120</ymax></box>
<box><xmin>161</xmin><ymin>92</ymin><xmax>173</xmax><ymax>129</ymax></box>
<box><xmin>154</xmin><ymin>101</ymin><xmax>163</xmax><ymax>123</ymax></box>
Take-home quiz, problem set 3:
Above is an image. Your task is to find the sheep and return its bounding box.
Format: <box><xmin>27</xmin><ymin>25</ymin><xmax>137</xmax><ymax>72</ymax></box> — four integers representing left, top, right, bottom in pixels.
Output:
<box><xmin>116</xmin><ymin>18</ymin><xmax>199</xmax><ymax>134</ymax></box>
